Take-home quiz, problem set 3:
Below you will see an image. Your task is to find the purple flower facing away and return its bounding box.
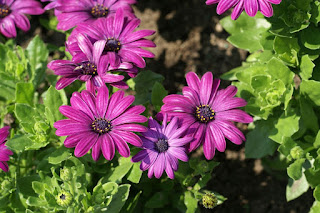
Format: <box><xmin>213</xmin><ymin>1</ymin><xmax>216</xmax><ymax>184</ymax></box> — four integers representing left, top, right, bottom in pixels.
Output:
<box><xmin>48</xmin><ymin>33</ymin><xmax>137</xmax><ymax>92</ymax></box>
<box><xmin>0</xmin><ymin>0</ymin><xmax>44</xmax><ymax>37</ymax></box>
<box><xmin>160</xmin><ymin>72</ymin><xmax>253</xmax><ymax>160</ymax></box>
<box><xmin>54</xmin><ymin>86</ymin><xmax>147</xmax><ymax>161</ymax></box>
<box><xmin>132</xmin><ymin>116</ymin><xmax>192</xmax><ymax>179</ymax></box>
<box><xmin>41</xmin><ymin>0</ymin><xmax>61</xmax><ymax>15</ymax></box>
<box><xmin>206</xmin><ymin>0</ymin><xmax>281</xmax><ymax>20</ymax></box>
<box><xmin>56</xmin><ymin>0</ymin><xmax>136</xmax><ymax>31</ymax></box>
<box><xmin>0</xmin><ymin>126</ymin><xmax>13</xmax><ymax>172</ymax></box>
<box><xmin>67</xmin><ymin>9</ymin><xmax>156</xmax><ymax>69</ymax></box>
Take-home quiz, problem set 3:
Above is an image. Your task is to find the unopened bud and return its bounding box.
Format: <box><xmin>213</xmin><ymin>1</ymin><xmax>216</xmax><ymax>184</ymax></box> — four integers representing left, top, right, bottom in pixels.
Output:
<box><xmin>202</xmin><ymin>192</ymin><xmax>218</xmax><ymax>209</ymax></box>
<box><xmin>290</xmin><ymin>146</ymin><xmax>304</xmax><ymax>160</ymax></box>
<box><xmin>60</xmin><ymin>167</ymin><xmax>72</xmax><ymax>182</ymax></box>
<box><xmin>56</xmin><ymin>191</ymin><xmax>72</xmax><ymax>207</ymax></box>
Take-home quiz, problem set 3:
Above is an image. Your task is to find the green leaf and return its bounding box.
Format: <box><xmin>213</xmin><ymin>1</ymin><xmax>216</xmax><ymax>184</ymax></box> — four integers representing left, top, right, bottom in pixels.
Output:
<box><xmin>105</xmin><ymin>157</ymin><xmax>133</xmax><ymax>183</ymax></box>
<box><xmin>107</xmin><ymin>184</ymin><xmax>130</xmax><ymax>212</ymax></box>
<box><xmin>0</xmin><ymin>80</ymin><xmax>15</xmax><ymax>101</ymax></box>
<box><xmin>126</xmin><ymin>162</ymin><xmax>142</xmax><ymax>184</ymax></box>
<box><xmin>245</xmin><ymin>120</ymin><xmax>278</xmax><ymax>158</ymax></box>
<box><xmin>287</xmin><ymin>158</ymin><xmax>305</xmax><ymax>180</ymax></box>
<box><xmin>300</xmin><ymin>80</ymin><xmax>320</xmax><ymax>106</ymax></box>
<box><xmin>43</xmin><ymin>86</ymin><xmax>65</xmax><ymax>126</ymax></box>
<box><xmin>300</xmin><ymin>55</ymin><xmax>315</xmax><ymax>80</ymax></box>
<box><xmin>6</xmin><ymin>135</ymin><xmax>33</xmax><ymax>152</ymax></box>
<box><xmin>311</xmin><ymin>1</ymin><xmax>320</xmax><ymax>24</ymax></box>
<box><xmin>145</xmin><ymin>191</ymin><xmax>169</xmax><ymax>208</ymax></box>
<box><xmin>15</xmin><ymin>103</ymin><xmax>36</xmax><ymax>133</ymax></box>
<box><xmin>266</xmin><ymin>58</ymin><xmax>294</xmax><ymax>86</ymax></box>
<box><xmin>305</xmin><ymin>168</ymin><xmax>320</xmax><ymax>188</ymax></box>
<box><xmin>15</xmin><ymin>82</ymin><xmax>34</xmax><ymax>106</ymax></box>
<box><xmin>48</xmin><ymin>147</ymin><xmax>71</xmax><ymax>164</ymax></box>
<box><xmin>310</xmin><ymin>201</ymin><xmax>320</xmax><ymax>213</ymax></box>
<box><xmin>151</xmin><ymin>82</ymin><xmax>168</xmax><ymax>111</ymax></box>
<box><xmin>300</xmin><ymin>25</ymin><xmax>320</xmax><ymax>50</ymax></box>
<box><xmin>26</xmin><ymin>197</ymin><xmax>47</xmax><ymax>207</ymax></box>
<box><xmin>286</xmin><ymin>175</ymin><xmax>309</xmax><ymax>201</ymax></box>
<box><xmin>26</xmin><ymin>35</ymin><xmax>49</xmax><ymax>88</ymax></box>
<box><xmin>17</xmin><ymin>175</ymin><xmax>40</xmax><ymax>197</ymax></box>
<box><xmin>32</xmin><ymin>181</ymin><xmax>45</xmax><ymax>196</ymax></box>
<box><xmin>184</xmin><ymin>191</ymin><xmax>198</xmax><ymax>213</ymax></box>
<box><xmin>274</xmin><ymin>36</ymin><xmax>300</xmax><ymax>66</ymax></box>
<box><xmin>278</xmin><ymin>137</ymin><xmax>296</xmax><ymax>157</ymax></box>
<box><xmin>300</xmin><ymin>96</ymin><xmax>319</xmax><ymax>133</ymax></box>
<box><xmin>314</xmin><ymin>185</ymin><xmax>320</xmax><ymax>201</ymax></box>
<box><xmin>315</xmin><ymin>131</ymin><xmax>320</xmax><ymax>148</ymax></box>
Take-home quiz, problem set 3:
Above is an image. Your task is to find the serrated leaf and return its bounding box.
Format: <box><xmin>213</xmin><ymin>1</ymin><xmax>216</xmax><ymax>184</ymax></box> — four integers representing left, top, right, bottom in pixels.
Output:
<box><xmin>300</xmin><ymin>80</ymin><xmax>320</xmax><ymax>106</ymax></box>
<box><xmin>274</xmin><ymin>36</ymin><xmax>300</xmax><ymax>66</ymax></box>
<box><xmin>300</xmin><ymin>55</ymin><xmax>315</xmax><ymax>80</ymax></box>
<box><xmin>286</xmin><ymin>175</ymin><xmax>309</xmax><ymax>201</ymax></box>
<box><xmin>287</xmin><ymin>158</ymin><xmax>305</xmax><ymax>180</ymax></box>
<box><xmin>6</xmin><ymin>135</ymin><xmax>33</xmax><ymax>152</ymax></box>
<box><xmin>48</xmin><ymin>147</ymin><xmax>71</xmax><ymax>164</ymax></box>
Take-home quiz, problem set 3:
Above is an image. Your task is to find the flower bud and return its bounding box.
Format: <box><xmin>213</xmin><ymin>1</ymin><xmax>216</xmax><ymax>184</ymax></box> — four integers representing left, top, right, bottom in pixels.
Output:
<box><xmin>202</xmin><ymin>192</ymin><xmax>218</xmax><ymax>209</ymax></box>
<box><xmin>60</xmin><ymin>167</ymin><xmax>72</xmax><ymax>182</ymax></box>
<box><xmin>290</xmin><ymin>146</ymin><xmax>304</xmax><ymax>160</ymax></box>
<box><xmin>34</xmin><ymin>121</ymin><xmax>50</xmax><ymax>133</ymax></box>
<box><xmin>1</xmin><ymin>179</ymin><xmax>12</xmax><ymax>192</ymax></box>
<box><xmin>56</xmin><ymin>191</ymin><xmax>72</xmax><ymax>207</ymax></box>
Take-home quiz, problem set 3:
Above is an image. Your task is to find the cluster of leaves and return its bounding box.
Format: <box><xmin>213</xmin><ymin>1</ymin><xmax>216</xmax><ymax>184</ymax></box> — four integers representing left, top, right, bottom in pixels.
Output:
<box><xmin>0</xmin><ymin>32</ymin><xmax>224</xmax><ymax>211</ymax></box>
<box><xmin>220</xmin><ymin>0</ymin><xmax>320</xmax><ymax>210</ymax></box>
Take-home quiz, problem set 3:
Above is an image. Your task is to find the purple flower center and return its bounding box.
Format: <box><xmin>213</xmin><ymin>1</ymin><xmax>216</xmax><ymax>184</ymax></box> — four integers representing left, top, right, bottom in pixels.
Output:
<box><xmin>91</xmin><ymin>118</ymin><xmax>112</xmax><ymax>134</ymax></box>
<box><xmin>75</xmin><ymin>62</ymin><xmax>97</xmax><ymax>76</ymax></box>
<box><xmin>0</xmin><ymin>4</ymin><xmax>10</xmax><ymax>18</ymax></box>
<box><xmin>195</xmin><ymin>105</ymin><xmax>215</xmax><ymax>123</ymax></box>
<box><xmin>105</xmin><ymin>38</ymin><xmax>121</xmax><ymax>52</ymax></box>
<box><xmin>155</xmin><ymin>138</ymin><xmax>169</xmax><ymax>153</ymax></box>
<box><xmin>91</xmin><ymin>4</ymin><xmax>108</xmax><ymax>18</ymax></box>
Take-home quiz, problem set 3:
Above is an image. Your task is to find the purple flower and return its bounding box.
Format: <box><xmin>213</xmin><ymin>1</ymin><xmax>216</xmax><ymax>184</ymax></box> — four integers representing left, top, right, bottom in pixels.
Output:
<box><xmin>159</xmin><ymin>72</ymin><xmax>253</xmax><ymax>160</ymax></box>
<box><xmin>48</xmin><ymin>33</ymin><xmax>137</xmax><ymax>92</ymax></box>
<box><xmin>0</xmin><ymin>0</ymin><xmax>44</xmax><ymax>37</ymax></box>
<box><xmin>67</xmin><ymin>9</ymin><xmax>156</xmax><ymax>68</ymax></box>
<box><xmin>206</xmin><ymin>0</ymin><xmax>281</xmax><ymax>20</ymax></box>
<box><xmin>41</xmin><ymin>0</ymin><xmax>61</xmax><ymax>15</ymax></box>
<box><xmin>56</xmin><ymin>0</ymin><xmax>136</xmax><ymax>31</ymax></box>
<box><xmin>0</xmin><ymin>126</ymin><xmax>13</xmax><ymax>172</ymax></box>
<box><xmin>54</xmin><ymin>86</ymin><xmax>147</xmax><ymax>161</ymax></box>
<box><xmin>132</xmin><ymin>116</ymin><xmax>191</xmax><ymax>179</ymax></box>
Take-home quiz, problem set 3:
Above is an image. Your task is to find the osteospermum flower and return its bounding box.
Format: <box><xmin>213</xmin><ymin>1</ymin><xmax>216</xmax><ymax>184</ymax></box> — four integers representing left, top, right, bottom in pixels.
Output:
<box><xmin>67</xmin><ymin>9</ymin><xmax>155</xmax><ymax>68</ymax></box>
<box><xmin>159</xmin><ymin>72</ymin><xmax>253</xmax><ymax>160</ymax></box>
<box><xmin>54</xmin><ymin>86</ymin><xmax>147</xmax><ymax>161</ymax></box>
<box><xmin>56</xmin><ymin>0</ymin><xmax>136</xmax><ymax>31</ymax></box>
<box><xmin>48</xmin><ymin>33</ymin><xmax>136</xmax><ymax>92</ymax></box>
<box><xmin>0</xmin><ymin>0</ymin><xmax>44</xmax><ymax>37</ymax></box>
<box><xmin>0</xmin><ymin>126</ymin><xmax>13</xmax><ymax>172</ymax></box>
<box><xmin>206</xmin><ymin>0</ymin><xmax>281</xmax><ymax>20</ymax></box>
<box><xmin>132</xmin><ymin>116</ymin><xmax>192</xmax><ymax>179</ymax></box>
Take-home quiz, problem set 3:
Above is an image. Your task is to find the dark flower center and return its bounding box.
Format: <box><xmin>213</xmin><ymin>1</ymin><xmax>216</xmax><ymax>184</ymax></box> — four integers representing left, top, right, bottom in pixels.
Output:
<box><xmin>155</xmin><ymin>138</ymin><xmax>169</xmax><ymax>153</ymax></box>
<box><xmin>195</xmin><ymin>105</ymin><xmax>215</xmax><ymax>123</ymax></box>
<box><xmin>60</xmin><ymin>194</ymin><xmax>66</xmax><ymax>200</ymax></box>
<box><xmin>105</xmin><ymin>38</ymin><xmax>121</xmax><ymax>52</ymax></box>
<box><xmin>91</xmin><ymin>118</ymin><xmax>112</xmax><ymax>134</ymax></box>
<box><xmin>0</xmin><ymin>4</ymin><xmax>10</xmax><ymax>18</ymax></box>
<box><xmin>75</xmin><ymin>62</ymin><xmax>97</xmax><ymax>76</ymax></box>
<box><xmin>91</xmin><ymin>4</ymin><xmax>108</xmax><ymax>18</ymax></box>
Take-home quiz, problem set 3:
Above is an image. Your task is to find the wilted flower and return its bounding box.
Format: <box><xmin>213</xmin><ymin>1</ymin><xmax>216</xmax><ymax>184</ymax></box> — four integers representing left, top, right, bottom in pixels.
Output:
<box><xmin>206</xmin><ymin>0</ymin><xmax>281</xmax><ymax>20</ymax></box>
<box><xmin>0</xmin><ymin>126</ymin><xmax>13</xmax><ymax>172</ymax></box>
<box><xmin>54</xmin><ymin>86</ymin><xmax>147</xmax><ymax>161</ymax></box>
<box><xmin>56</xmin><ymin>0</ymin><xmax>136</xmax><ymax>31</ymax></box>
<box><xmin>160</xmin><ymin>72</ymin><xmax>253</xmax><ymax>160</ymax></box>
<box><xmin>132</xmin><ymin>116</ymin><xmax>192</xmax><ymax>179</ymax></box>
<box><xmin>67</xmin><ymin>9</ymin><xmax>155</xmax><ymax>68</ymax></box>
<box><xmin>48</xmin><ymin>33</ymin><xmax>137</xmax><ymax>92</ymax></box>
<box><xmin>0</xmin><ymin>0</ymin><xmax>44</xmax><ymax>37</ymax></box>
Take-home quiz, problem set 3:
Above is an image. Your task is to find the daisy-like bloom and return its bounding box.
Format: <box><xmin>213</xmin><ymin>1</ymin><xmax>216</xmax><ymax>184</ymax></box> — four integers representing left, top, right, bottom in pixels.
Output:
<box><xmin>159</xmin><ymin>72</ymin><xmax>253</xmax><ymax>160</ymax></box>
<box><xmin>132</xmin><ymin>116</ymin><xmax>192</xmax><ymax>179</ymax></box>
<box><xmin>0</xmin><ymin>0</ymin><xmax>44</xmax><ymax>38</ymax></box>
<box><xmin>0</xmin><ymin>126</ymin><xmax>13</xmax><ymax>172</ymax></box>
<box><xmin>54</xmin><ymin>86</ymin><xmax>147</xmax><ymax>161</ymax></box>
<box><xmin>56</xmin><ymin>0</ymin><xmax>136</xmax><ymax>31</ymax></box>
<box><xmin>206</xmin><ymin>0</ymin><xmax>281</xmax><ymax>20</ymax></box>
<box><xmin>67</xmin><ymin>9</ymin><xmax>155</xmax><ymax>68</ymax></box>
<box><xmin>48</xmin><ymin>34</ymin><xmax>137</xmax><ymax>92</ymax></box>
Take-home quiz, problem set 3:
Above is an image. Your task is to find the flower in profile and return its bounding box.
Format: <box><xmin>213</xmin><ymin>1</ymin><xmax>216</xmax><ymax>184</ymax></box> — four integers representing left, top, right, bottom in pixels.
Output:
<box><xmin>54</xmin><ymin>86</ymin><xmax>147</xmax><ymax>161</ymax></box>
<box><xmin>41</xmin><ymin>0</ymin><xmax>61</xmax><ymax>15</ymax></box>
<box><xmin>48</xmin><ymin>33</ymin><xmax>136</xmax><ymax>92</ymax></box>
<box><xmin>206</xmin><ymin>0</ymin><xmax>281</xmax><ymax>20</ymax></box>
<box><xmin>0</xmin><ymin>0</ymin><xmax>44</xmax><ymax>38</ymax></box>
<box><xmin>56</xmin><ymin>0</ymin><xmax>136</xmax><ymax>31</ymax></box>
<box><xmin>132</xmin><ymin>116</ymin><xmax>192</xmax><ymax>179</ymax></box>
<box><xmin>160</xmin><ymin>72</ymin><xmax>253</xmax><ymax>160</ymax></box>
<box><xmin>67</xmin><ymin>9</ymin><xmax>155</xmax><ymax>68</ymax></box>
<box><xmin>0</xmin><ymin>126</ymin><xmax>13</xmax><ymax>172</ymax></box>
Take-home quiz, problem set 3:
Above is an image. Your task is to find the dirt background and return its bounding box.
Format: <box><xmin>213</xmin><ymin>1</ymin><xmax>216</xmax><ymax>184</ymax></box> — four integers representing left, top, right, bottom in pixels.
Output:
<box><xmin>15</xmin><ymin>0</ymin><xmax>315</xmax><ymax>212</ymax></box>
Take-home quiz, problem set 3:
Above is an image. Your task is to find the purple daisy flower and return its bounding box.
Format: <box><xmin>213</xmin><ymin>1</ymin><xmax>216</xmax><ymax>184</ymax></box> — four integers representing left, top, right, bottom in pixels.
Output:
<box><xmin>0</xmin><ymin>0</ymin><xmax>44</xmax><ymax>37</ymax></box>
<box><xmin>0</xmin><ymin>126</ymin><xmax>13</xmax><ymax>172</ymax></box>
<box><xmin>132</xmin><ymin>116</ymin><xmax>192</xmax><ymax>179</ymax></box>
<box><xmin>48</xmin><ymin>33</ymin><xmax>137</xmax><ymax>92</ymax></box>
<box><xmin>67</xmin><ymin>9</ymin><xmax>156</xmax><ymax>68</ymax></box>
<box><xmin>159</xmin><ymin>72</ymin><xmax>253</xmax><ymax>160</ymax></box>
<box><xmin>56</xmin><ymin>0</ymin><xmax>136</xmax><ymax>31</ymax></box>
<box><xmin>54</xmin><ymin>86</ymin><xmax>147</xmax><ymax>161</ymax></box>
<box><xmin>206</xmin><ymin>0</ymin><xmax>281</xmax><ymax>20</ymax></box>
